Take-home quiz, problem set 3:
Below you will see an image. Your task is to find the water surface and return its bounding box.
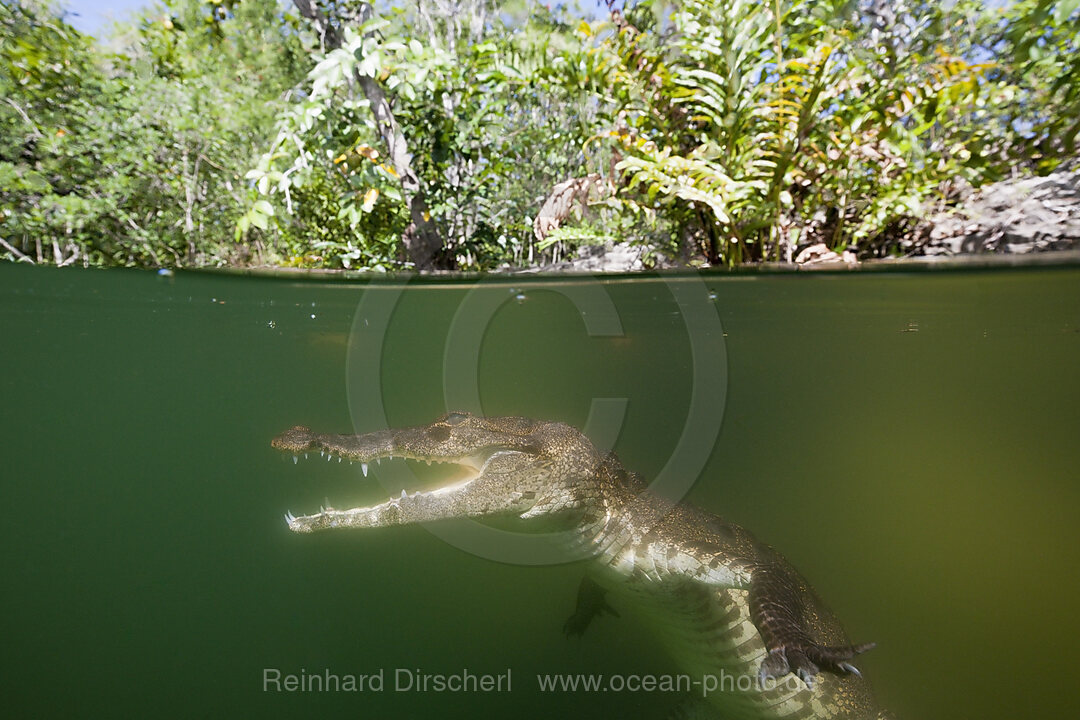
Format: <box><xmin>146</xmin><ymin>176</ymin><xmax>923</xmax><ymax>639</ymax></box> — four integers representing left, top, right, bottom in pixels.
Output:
<box><xmin>1</xmin><ymin>262</ymin><xmax>1078</xmax><ymax>718</ymax></box>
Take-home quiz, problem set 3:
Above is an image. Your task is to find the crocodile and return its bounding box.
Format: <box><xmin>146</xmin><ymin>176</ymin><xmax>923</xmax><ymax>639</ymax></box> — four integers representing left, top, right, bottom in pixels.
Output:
<box><xmin>273</xmin><ymin>412</ymin><xmax>891</xmax><ymax>719</ymax></box>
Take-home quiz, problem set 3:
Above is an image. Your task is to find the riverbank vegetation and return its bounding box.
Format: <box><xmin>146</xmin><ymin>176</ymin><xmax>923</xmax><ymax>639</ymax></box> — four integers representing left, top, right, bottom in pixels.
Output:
<box><xmin>2</xmin><ymin>0</ymin><xmax>1078</xmax><ymax>269</ymax></box>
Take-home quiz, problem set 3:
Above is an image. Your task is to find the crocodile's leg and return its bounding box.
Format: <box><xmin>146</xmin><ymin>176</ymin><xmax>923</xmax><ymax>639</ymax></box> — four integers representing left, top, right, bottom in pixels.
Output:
<box><xmin>563</xmin><ymin>576</ymin><xmax>620</xmax><ymax>637</ymax></box>
<box><xmin>748</xmin><ymin>564</ymin><xmax>875</xmax><ymax>688</ymax></box>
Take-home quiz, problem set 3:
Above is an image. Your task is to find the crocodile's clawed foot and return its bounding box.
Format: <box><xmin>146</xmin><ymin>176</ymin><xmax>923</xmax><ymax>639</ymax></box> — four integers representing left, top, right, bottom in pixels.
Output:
<box><xmin>837</xmin><ymin>662</ymin><xmax>862</xmax><ymax>677</ymax></box>
<box><xmin>758</xmin><ymin>648</ymin><xmax>795</xmax><ymax>687</ymax></box>
<box><xmin>563</xmin><ymin>599</ymin><xmax>620</xmax><ymax>638</ymax></box>
<box><xmin>562</xmin><ymin>611</ymin><xmax>591</xmax><ymax>638</ymax></box>
<box><xmin>758</xmin><ymin>646</ymin><xmax>820</xmax><ymax>688</ymax></box>
<box><xmin>758</xmin><ymin>642</ymin><xmax>876</xmax><ymax>689</ymax></box>
<box><xmin>563</xmin><ymin>577</ymin><xmax>620</xmax><ymax>638</ymax></box>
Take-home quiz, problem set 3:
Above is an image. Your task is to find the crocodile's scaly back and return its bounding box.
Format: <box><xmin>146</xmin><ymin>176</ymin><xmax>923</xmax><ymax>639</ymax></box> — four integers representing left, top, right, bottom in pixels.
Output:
<box><xmin>273</xmin><ymin>413</ymin><xmax>890</xmax><ymax>719</ymax></box>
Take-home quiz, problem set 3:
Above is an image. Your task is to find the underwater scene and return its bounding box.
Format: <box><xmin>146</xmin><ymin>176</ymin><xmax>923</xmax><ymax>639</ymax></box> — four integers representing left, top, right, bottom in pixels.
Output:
<box><xmin>2</xmin><ymin>261</ymin><xmax>1078</xmax><ymax>719</ymax></box>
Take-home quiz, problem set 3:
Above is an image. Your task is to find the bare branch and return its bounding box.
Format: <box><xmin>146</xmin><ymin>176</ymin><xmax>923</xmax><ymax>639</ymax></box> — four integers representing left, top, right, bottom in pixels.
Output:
<box><xmin>0</xmin><ymin>237</ymin><xmax>34</xmax><ymax>263</ymax></box>
<box><xmin>534</xmin><ymin>174</ymin><xmax>604</xmax><ymax>243</ymax></box>
<box><xmin>3</xmin><ymin>98</ymin><xmax>44</xmax><ymax>139</ymax></box>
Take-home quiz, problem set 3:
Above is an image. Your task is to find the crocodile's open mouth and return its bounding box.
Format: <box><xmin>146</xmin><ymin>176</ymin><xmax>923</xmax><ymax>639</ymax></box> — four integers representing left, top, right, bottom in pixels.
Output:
<box><xmin>272</xmin><ymin>424</ymin><xmax>529</xmax><ymax>533</ymax></box>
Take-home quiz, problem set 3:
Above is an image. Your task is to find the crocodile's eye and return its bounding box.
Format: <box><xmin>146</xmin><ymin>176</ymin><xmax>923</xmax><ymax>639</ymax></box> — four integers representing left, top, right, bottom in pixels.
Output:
<box><xmin>444</xmin><ymin>412</ymin><xmax>470</xmax><ymax>425</ymax></box>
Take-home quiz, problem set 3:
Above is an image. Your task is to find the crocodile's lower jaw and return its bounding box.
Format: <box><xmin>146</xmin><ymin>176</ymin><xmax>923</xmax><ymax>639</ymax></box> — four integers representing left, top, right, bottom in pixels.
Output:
<box><xmin>283</xmin><ymin>454</ymin><xmax>484</xmax><ymax>533</ymax></box>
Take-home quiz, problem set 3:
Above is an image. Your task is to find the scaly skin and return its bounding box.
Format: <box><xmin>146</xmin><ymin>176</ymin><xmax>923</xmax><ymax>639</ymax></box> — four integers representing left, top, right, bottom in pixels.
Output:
<box><xmin>273</xmin><ymin>412</ymin><xmax>892</xmax><ymax>719</ymax></box>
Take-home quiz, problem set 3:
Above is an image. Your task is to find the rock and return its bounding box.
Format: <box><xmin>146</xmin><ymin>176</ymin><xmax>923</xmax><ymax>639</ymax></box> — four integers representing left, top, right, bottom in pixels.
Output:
<box><xmin>529</xmin><ymin>241</ymin><xmax>672</xmax><ymax>273</ymax></box>
<box><xmin>794</xmin><ymin>243</ymin><xmax>858</xmax><ymax>267</ymax></box>
<box><xmin>919</xmin><ymin>166</ymin><xmax>1080</xmax><ymax>257</ymax></box>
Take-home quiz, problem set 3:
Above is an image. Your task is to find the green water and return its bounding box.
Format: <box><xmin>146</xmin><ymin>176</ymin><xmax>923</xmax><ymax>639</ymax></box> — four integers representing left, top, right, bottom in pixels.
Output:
<box><xmin>1</xmin><ymin>262</ymin><xmax>1078</xmax><ymax>719</ymax></box>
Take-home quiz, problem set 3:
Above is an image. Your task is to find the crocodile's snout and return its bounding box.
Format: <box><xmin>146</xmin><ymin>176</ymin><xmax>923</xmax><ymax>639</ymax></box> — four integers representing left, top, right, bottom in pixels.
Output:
<box><xmin>271</xmin><ymin>425</ymin><xmax>316</xmax><ymax>453</ymax></box>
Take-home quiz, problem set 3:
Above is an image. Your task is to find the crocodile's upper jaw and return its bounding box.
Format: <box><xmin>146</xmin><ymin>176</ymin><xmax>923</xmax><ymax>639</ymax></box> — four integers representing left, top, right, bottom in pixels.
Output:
<box><xmin>272</xmin><ymin>423</ymin><xmax>491</xmax><ymax>472</ymax></box>
<box><xmin>273</xmin><ymin>413</ymin><xmax>598</xmax><ymax>533</ymax></box>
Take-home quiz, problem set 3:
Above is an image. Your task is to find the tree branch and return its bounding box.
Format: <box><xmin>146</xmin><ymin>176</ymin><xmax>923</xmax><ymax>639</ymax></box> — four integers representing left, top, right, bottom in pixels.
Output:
<box><xmin>293</xmin><ymin>0</ymin><xmax>443</xmax><ymax>267</ymax></box>
<box><xmin>3</xmin><ymin>97</ymin><xmax>44</xmax><ymax>139</ymax></box>
<box><xmin>0</xmin><ymin>237</ymin><xmax>33</xmax><ymax>263</ymax></box>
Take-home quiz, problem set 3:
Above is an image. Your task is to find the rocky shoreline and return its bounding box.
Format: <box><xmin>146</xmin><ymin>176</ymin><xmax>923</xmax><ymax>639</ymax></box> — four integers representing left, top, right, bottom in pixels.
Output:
<box><xmin>533</xmin><ymin>166</ymin><xmax>1080</xmax><ymax>273</ymax></box>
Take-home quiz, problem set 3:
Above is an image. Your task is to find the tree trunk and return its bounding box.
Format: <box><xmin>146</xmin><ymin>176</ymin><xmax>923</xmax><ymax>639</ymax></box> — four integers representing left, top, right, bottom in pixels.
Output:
<box><xmin>291</xmin><ymin>0</ymin><xmax>444</xmax><ymax>269</ymax></box>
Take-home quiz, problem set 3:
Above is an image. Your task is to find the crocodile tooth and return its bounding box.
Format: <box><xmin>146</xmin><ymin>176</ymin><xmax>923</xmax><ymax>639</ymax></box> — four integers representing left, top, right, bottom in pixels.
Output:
<box><xmin>401</xmin><ymin>489</ymin><xmax>407</xmax><ymax>499</ymax></box>
<box><xmin>285</xmin><ymin>511</ymin><xmax>295</xmax><ymax>524</ymax></box>
<box><xmin>338</xmin><ymin>457</ymin><xmax>342</xmax><ymax>463</ymax></box>
<box><xmin>361</xmin><ymin>462</ymin><xmax>369</xmax><ymax>477</ymax></box>
<box><xmin>320</xmin><ymin>450</ymin><xmax>324</xmax><ymax>457</ymax></box>
<box><xmin>326</xmin><ymin>454</ymin><xmax>331</xmax><ymax>462</ymax></box>
<box><xmin>292</xmin><ymin>455</ymin><xmax>298</xmax><ymax>465</ymax></box>
<box><xmin>304</xmin><ymin>453</ymin><xmax>308</xmax><ymax>460</ymax></box>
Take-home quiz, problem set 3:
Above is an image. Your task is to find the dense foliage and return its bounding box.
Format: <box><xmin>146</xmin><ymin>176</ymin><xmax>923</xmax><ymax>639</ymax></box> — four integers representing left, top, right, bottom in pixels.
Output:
<box><xmin>0</xmin><ymin>0</ymin><xmax>305</xmax><ymax>265</ymax></box>
<box><xmin>585</xmin><ymin>0</ymin><xmax>1079</xmax><ymax>263</ymax></box>
<box><xmin>2</xmin><ymin>0</ymin><xmax>1078</xmax><ymax>269</ymax></box>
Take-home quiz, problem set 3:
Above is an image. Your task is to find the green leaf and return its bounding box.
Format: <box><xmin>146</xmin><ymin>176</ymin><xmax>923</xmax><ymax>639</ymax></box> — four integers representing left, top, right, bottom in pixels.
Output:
<box><xmin>1055</xmin><ymin>0</ymin><xmax>1079</xmax><ymax>24</ymax></box>
<box><xmin>250</xmin><ymin>211</ymin><xmax>269</xmax><ymax>230</ymax></box>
